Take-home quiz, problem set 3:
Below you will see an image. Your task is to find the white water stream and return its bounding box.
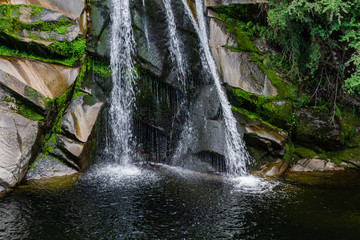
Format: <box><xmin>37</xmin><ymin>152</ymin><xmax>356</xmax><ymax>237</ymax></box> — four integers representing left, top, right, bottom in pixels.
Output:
<box><xmin>162</xmin><ymin>0</ymin><xmax>187</xmax><ymax>89</ymax></box>
<box><xmin>189</xmin><ymin>0</ymin><xmax>251</xmax><ymax>175</ymax></box>
<box><xmin>107</xmin><ymin>0</ymin><xmax>137</xmax><ymax>165</ymax></box>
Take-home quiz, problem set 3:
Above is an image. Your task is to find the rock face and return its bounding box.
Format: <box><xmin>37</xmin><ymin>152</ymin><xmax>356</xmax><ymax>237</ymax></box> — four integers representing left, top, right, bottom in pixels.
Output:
<box><xmin>0</xmin><ymin>112</ymin><xmax>38</xmax><ymax>188</ymax></box>
<box><xmin>0</xmin><ymin>0</ymin><xmax>85</xmax><ymax>19</ymax></box>
<box><xmin>209</xmin><ymin>19</ymin><xmax>277</xmax><ymax>97</ymax></box>
<box><xmin>254</xmin><ymin>159</ymin><xmax>288</xmax><ymax>177</ymax></box>
<box><xmin>61</xmin><ymin>95</ymin><xmax>104</xmax><ymax>143</ymax></box>
<box><xmin>0</xmin><ymin>57</ymin><xmax>80</xmax><ymax>107</ymax></box>
<box><xmin>288</xmin><ymin>158</ymin><xmax>344</xmax><ymax>172</ymax></box>
<box><xmin>296</xmin><ymin>109</ymin><xmax>342</xmax><ymax>151</ymax></box>
<box><xmin>190</xmin><ymin>85</ymin><xmax>225</xmax><ymax>157</ymax></box>
<box><xmin>19</xmin><ymin>24</ymin><xmax>82</xmax><ymax>43</ymax></box>
<box><xmin>26</xmin><ymin>154</ymin><xmax>77</xmax><ymax>180</ymax></box>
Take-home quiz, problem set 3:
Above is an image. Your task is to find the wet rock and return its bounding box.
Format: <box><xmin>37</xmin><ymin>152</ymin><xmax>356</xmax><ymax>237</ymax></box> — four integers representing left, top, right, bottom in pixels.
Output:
<box><xmin>86</xmin><ymin>0</ymin><xmax>110</xmax><ymax>58</ymax></box>
<box><xmin>55</xmin><ymin>135</ymin><xmax>85</xmax><ymax>159</ymax></box>
<box><xmin>254</xmin><ymin>159</ymin><xmax>288</xmax><ymax>177</ymax></box>
<box><xmin>296</xmin><ymin>108</ymin><xmax>342</xmax><ymax>151</ymax></box>
<box><xmin>0</xmin><ymin>57</ymin><xmax>80</xmax><ymax>108</ymax></box>
<box><xmin>61</xmin><ymin>95</ymin><xmax>103</xmax><ymax>143</ymax></box>
<box><xmin>288</xmin><ymin>157</ymin><xmax>344</xmax><ymax>172</ymax></box>
<box><xmin>0</xmin><ymin>112</ymin><xmax>38</xmax><ymax>188</ymax></box>
<box><xmin>190</xmin><ymin>85</ymin><xmax>226</xmax><ymax>156</ymax></box>
<box><xmin>26</xmin><ymin>154</ymin><xmax>77</xmax><ymax>180</ymax></box>
<box><xmin>0</xmin><ymin>0</ymin><xmax>85</xmax><ymax>19</ymax></box>
<box><xmin>19</xmin><ymin>24</ymin><xmax>82</xmax><ymax>42</ymax></box>
<box><xmin>233</xmin><ymin>107</ymin><xmax>287</xmax><ymax>153</ymax></box>
<box><xmin>245</xmin><ymin>124</ymin><xmax>286</xmax><ymax>150</ymax></box>
<box><xmin>16</xmin><ymin>6</ymin><xmax>68</xmax><ymax>24</ymax></box>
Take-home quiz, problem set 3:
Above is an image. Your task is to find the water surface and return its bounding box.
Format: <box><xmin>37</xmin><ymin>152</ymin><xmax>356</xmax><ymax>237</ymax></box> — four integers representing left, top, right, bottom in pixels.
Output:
<box><xmin>1</xmin><ymin>164</ymin><xmax>360</xmax><ymax>240</ymax></box>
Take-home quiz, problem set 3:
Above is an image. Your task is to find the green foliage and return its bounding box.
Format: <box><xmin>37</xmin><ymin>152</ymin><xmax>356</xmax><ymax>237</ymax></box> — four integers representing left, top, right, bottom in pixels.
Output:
<box><xmin>49</xmin><ymin>37</ymin><xmax>86</xmax><ymax>58</ymax></box>
<box><xmin>91</xmin><ymin>60</ymin><xmax>111</xmax><ymax>78</ymax></box>
<box><xmin>267</xmin><ymin>0</ymin><xmax>360</xmax><ymax>94</ymax></box>
<box><xmin>17</xmin><ymin>104</ymin><xmax>44</xmax><ymax>121</ymax></box>
<box><xmin>0</xmin><ymin>44</ymin><xmax>80</xmax><ymax>66</ymax></box>
<box><xmin>294</xmin><ymin>147</ymin><xmax>317</xmax><ymax>159</ymax></box>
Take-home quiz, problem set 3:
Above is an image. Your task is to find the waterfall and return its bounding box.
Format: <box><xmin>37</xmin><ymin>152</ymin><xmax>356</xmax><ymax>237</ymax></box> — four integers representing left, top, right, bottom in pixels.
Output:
<box><xmin>162</xmin><ymin>0</ymin><xmax>187</xmax><ymax>89</ymax></box>
<box><xmin>106</xmin><ymin>0</ymin><xmax>137</xmax><ymax>165</ymax></box>
<box><xmin>162</xmin><ymin>0</ymin><xmax>194</xmax><ymax>166</ymax></box>
<box><xmin>187</xmin><ymin>0</ymin><xmax>251</xmax><ymax>175</ymax></box>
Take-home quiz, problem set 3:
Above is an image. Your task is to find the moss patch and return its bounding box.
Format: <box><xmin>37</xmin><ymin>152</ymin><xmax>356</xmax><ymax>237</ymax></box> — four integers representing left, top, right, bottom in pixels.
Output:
<box><xmin>294</xmin><ymin>147</ymin><xmax>317</xmax><ymax>159</ymax></box>
<box><xmin>0</xmin><ymin>4</ymin><xmax>84</xmax><ymax>66</ymax></box>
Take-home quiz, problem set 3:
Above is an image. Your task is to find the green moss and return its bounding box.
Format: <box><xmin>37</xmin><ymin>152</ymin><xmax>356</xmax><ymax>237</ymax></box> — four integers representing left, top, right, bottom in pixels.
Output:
<box><xmin>323</xmin><ymin>147</ymin><xmax>360</xmax><ymax>164</ymax></box>
<box><xmin>227</xmin><ymin>86</ymin><xmax>294</xmax><ymax>130</ymax></box>
<box><xmin>231</xmin><ymin>105</ymin><xmax>285</xmax><ymax>132</ymax></box>
<box><xmin>2</xmin><ymin>94</ymin><xmax>44</xmax><ymax>121</ymax></box>
<box><xmin>17</xmin><ymin>104</ymin><xmax>44</xmax><ymax>121</ymax></box>
<box><xmin>339</xmin><ymin>111</ymin><xmax>360</xmax><ymax>147</ymax></box>
<box><xmin>91</xmin><ymin>60</ymin><xmax>111</xmax><ymax>78</ymax></box>
<box><xmin>49</xmin><ymin>37</ymin><xmax>86</xmax><ymax>58</ymax></box>
<box><xmin>283</xmin><ymin>141</ymin><xmax>297</xmax><ymax>164</ymax></box>
<box><xmin>294</xmin><ymin>147</ymin><xmax>317</xmax><ymax>159</ymax></box>
<box><xmin>0</xmin><ymin>4</ymin><xmax>83</xmax><ymax>66</ymax></box>
<box><xmin>30</xmin><ymin>5</ymin><xmax>42</xmax><ymax>19</ymax></box>
<box><xmin>54</xmin><ymin>25</ymin><xmax>68</xmax><ymax>35</ymax></box>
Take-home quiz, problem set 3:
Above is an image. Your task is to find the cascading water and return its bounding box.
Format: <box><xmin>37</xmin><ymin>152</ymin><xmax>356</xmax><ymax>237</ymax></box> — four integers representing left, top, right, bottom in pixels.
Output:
<box><xmin>162</xmin><ymin>0</ymin><xmax>195</xmax><ymax>165</ymax></box>
<box><xmin>185</xmin><ymin>0</ymin><xmax>251</xmax><ymax>175</ymax></box>
<box><xmin>162</xmin><ymin>0</ymin><xmax>187</xmax><ymax>87</ymax></box>
<box><xmin>106</xmin><ymin>0</ymin><xmax>137</xmax><ymax>165</ymax></box>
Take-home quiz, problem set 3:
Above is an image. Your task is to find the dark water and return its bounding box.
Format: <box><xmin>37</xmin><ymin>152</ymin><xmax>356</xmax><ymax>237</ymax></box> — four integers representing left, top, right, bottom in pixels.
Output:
<box><xmin>1</xmin><ymin>164</ymin><xmax>360</xmax><ymax>240</ymax></box>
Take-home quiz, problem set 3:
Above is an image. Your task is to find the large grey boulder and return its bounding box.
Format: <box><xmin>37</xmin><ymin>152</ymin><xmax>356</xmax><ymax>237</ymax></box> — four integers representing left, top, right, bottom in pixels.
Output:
<box><xmin>61</xmin><ymin>95</ymin><xmax>103</xmax><ymax>143</ymax></box>
<box><xmin>296</xmin><ymin>108</ymin><xmax>342</xmax><ymax>151</ymax></box>
<box><xmin>0</xmin><ymin>112</ymin><xmax>38</xmax><ymax>188</ymax></box>
<box><xmin>26</xmin><ymin>154</ymin><xmax>77</xmax><ymax>180</ymax></box>
<box><xmin>0</xmin><ymin>57</ymin><xmax>80</xmax><ymax>108</ymax></box>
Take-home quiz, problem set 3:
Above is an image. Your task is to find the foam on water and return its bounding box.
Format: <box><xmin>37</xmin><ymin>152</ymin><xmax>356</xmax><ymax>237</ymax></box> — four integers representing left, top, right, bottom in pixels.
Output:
<box><xmin>227</xmin><ymin>175</ymin><xmax>279</xmax><ymax>194</ymax></box>
<box><xmin>84</xmin><ymin>164</ymin><xmax>159</xmax><ymax>187</ymax></box>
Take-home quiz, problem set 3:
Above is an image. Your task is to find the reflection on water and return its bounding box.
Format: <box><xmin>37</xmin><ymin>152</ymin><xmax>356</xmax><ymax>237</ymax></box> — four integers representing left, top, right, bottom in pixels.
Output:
<box><xmin>1</xmin><ymin>165</ymin><xmax>360</xmax><ymax>240</ymax></box>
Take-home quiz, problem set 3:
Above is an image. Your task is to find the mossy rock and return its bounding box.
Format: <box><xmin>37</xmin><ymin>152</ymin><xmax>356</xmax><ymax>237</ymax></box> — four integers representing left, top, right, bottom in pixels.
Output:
<box><xmin>293</xmin><ymin>147</ymin><xmax>317</xmax><ymax>159</ymax></box>
<box><xmin>227</xmin><ymin>85</ymin><xmax>294</xmax><ymax>130</ymax></box>
<box><xmin>295</xmin><ymin>108</ymin><xmax>342</xmax><ymax>151</ymax></box>
<box><xmin>339</xmin><ymin>111</ymin><xmax>360</xmax><ymax>148</ymax></box>
<box><xmin>321</xmin><ymin>147</ymin><xmax>360</xmax><ymax>166</ymax></box>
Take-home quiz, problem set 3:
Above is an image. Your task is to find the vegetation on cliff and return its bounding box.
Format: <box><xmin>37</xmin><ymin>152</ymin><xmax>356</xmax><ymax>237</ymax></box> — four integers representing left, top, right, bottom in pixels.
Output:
<box><xmin>214</xmin><ymin>0</ymin><xmax>360</xmax><ymax>110</ymax></box>
<box><xmin>211</xmin><ymin>1</ymin><xmax>360</xmax><ymax>166</ymax></box>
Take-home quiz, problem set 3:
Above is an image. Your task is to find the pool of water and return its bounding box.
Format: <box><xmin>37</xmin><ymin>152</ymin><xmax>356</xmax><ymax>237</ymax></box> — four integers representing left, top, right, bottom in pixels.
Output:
<box><xmin>1</xmin><ymin>163</ymin><xmax>360</xmax><ymax>240</ymax></box>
